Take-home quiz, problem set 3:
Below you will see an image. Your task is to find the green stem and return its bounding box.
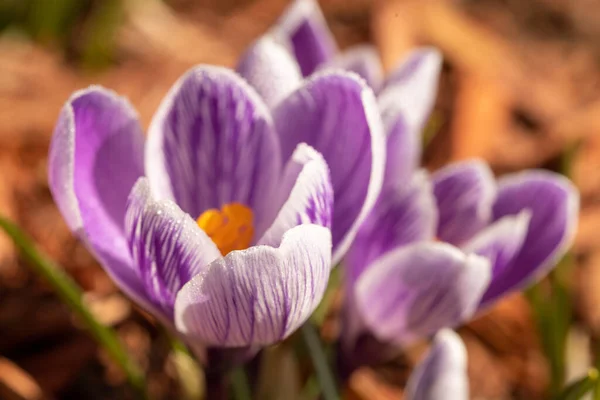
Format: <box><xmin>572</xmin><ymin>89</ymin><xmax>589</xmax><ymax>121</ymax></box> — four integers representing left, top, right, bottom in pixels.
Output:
<box><xmin>299</xmin><ymin>375</ymin><xmax>319</xmax><ymax>400</ymax></box>
<box><xmin>0</xmin><ymin>217</ymin><xmax>147</xmax><ymax>398</ymax></box>
<box><xmin>230</xmin><ymin>366</ymin><xmax>252</xmax><ymax>400</ymax></box>
<box><xmin>300</xmin><ymin>323</ymin><xmax>339</xmax><ymax>400</ymax></box>
<box><xmin>556</xmin><ymin>369</ymin><xmax>598</xmax><ymax>400</ymax></box>
<box><xmin>311</xmin><ymin>266</ymin><xmax>341</xmax><ymax>326</ymax></box>
<box><xmin>593</xmin><ymin>341</ymin><xmax>600</xmax><ymax>400</ymax></box>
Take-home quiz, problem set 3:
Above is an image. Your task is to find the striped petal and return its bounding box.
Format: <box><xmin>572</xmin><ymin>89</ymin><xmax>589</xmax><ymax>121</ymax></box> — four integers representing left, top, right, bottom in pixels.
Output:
<box><xmin>174</xmin><ymin>224</ymin><xmax>332</xmax><ymax>347</ymax></box>
<box><xmin>146</xmin><ymin>66</ymin><xmax>281</xmax><ymax>225</ymax></box>
<box><xmin>125</xmin><ymin>178</ymin><xmax>221</xmax><ymax>317</ymax></box>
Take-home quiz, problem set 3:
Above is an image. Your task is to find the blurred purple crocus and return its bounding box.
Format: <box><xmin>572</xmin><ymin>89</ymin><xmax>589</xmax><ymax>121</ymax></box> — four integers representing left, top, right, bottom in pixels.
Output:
<box><xmin>270</xmin><ymin>0</ymin><xmax>442</xmax><ymax>187</ymax></box>
<box><xmin>48</xmin><ymin>64</ymin><xmax>384</xmax><ymax>351</ymax></box>
<box><xmin>266</xmin><ymin>0</ymin><xmax>579</xmax><ymax>357</ymax></box>
<box><xmin>405</xmin><ymin>329</ymin><xmax>469</xmax><ymax>400</ymax></box>
<box><xmin>344</xmin><ymin>160</ymin><xmax>578</xmax><ymax>351</ymax></box>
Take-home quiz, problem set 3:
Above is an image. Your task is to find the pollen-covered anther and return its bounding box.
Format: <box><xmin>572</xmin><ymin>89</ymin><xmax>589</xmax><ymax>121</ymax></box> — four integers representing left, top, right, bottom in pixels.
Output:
<box><xmin>196</xmin><ymin>203</ymin><xmax>254</xmax><ymax>255</ymax></box>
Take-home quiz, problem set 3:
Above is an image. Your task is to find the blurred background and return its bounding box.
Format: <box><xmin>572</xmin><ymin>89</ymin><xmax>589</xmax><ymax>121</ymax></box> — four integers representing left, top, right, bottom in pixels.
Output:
<box><xmin>1</xmin><ymin>0</ymin><xmax>600</xmax><ymax>399</ymax></box>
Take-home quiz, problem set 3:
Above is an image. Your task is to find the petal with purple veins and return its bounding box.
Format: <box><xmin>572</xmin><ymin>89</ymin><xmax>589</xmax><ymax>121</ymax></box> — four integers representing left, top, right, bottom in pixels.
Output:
<box><xmin>48</xmin><ymin>86</ymin><xmax>150</xmax><ymax>308</ymax></box>
<box><xmin>354</xmin><ymin>242</ymin><xmax>490</xmax><ymax>346</ymax></box>
<box><xmin>479</xmin><ymin>170</ymin><xmax>579</xmax><ymax>307</ymax></box>
<box><xmin>146</xmin><ymin>66</ymin><xmax>281</xmax><ymax>224</ymax></box>
<box><xmin>273</xmin><ymin>71</ymin><xmax>385</xmax><ymax>263</ymax></box>
<box><xmin>125</xmin><ymin>178</ymin><xmax>221</xmax><ymax>318</ymax></box>
<box><xmin>405</xmin><ymin>330</ymin><xmax>469</xmax><ymax>400</ymax></box>
<box><xmin>174</xmin><ymin>224</ymin><xmax>332</xmax><ymax>347</ymax></box>
<box><xmin>257</xmin><ymin>144</ymin><xmax>333</xmax><ymax>247</ymax></box>
<box><xmin>236</xmin><ymin>35</ymin><xmax>302</xmax><ymax>108</ymax></box>
<box><xmin>432</xmin><ymin>160</ymin><xmax>496</xmax><ymax>245</ymax></box>
<box><xmin>274</xmin><ymin>0</ymin><xmax>337</xmax><ymax>76</ymax></box>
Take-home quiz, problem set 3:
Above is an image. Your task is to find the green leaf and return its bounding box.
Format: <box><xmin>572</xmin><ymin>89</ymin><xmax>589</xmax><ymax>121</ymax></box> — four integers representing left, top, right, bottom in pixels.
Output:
<box><xmin>0</xmin><ymin>216</ymin><xmax>148</xmax><ymax>399</ymax></box>
<box><xmin>556</xmin><ymin>369</ymin><xmax>598</xmax><ymax>400</ymax></box>
<box><xmin>299</xmin><ymin>323</ymin><xmax>339</xmax><ymax>400</ymax></box>
<box><xmin>527</xmin><ymin>254</ymin><xmax>574</xmax><ymax>396</ymax></box>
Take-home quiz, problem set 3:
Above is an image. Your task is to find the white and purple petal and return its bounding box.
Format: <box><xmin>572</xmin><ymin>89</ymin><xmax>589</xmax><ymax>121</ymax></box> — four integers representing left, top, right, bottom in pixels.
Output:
<box><xmin>257</xmin><ymin>144</ymin><xmax>333</xmax><ymax>247</ymax></box>
<box><xmin>432</xmin><ymin>160</ymin><xmax>496</xmax><ymax>245</ymax></box>
<box><xmin>345</xmin><ymin>171</ymin><xmax>437</xmax><ymax>284</ymax></box>
<box><xmin>379</xmin><ymin>48</ymin><xmax>442</xmax><ymax>132</ymax></box>
<box><xmin>236</xmin><ymin>35</ymin><xmax>302</xmax><ymax>108</ymax></box>
<box><xmin>146</xmin><ymin>66</ymin><xmax>281</xmax><ymax>224</ymax></box>
<box><xmin>462</xmin><ymin>211</ymin><xmax>530</xmax><ymax>301</ymax></box>
<box><xmin>174</xmin><ymin>224</ymin><xmax>332</xmax><ymax>347</ymax></box>
<box><xmin>274</xmin><ymin>0</ymin><xmax>337</xmax><ymax>76</ymax></box>
<box><xmin>480</xmin><ymin>171</ymin><xmax>579</xmax><ymax>307</ymax></box>
<box><xmin>48</xmin><ymin>86</ymin><xmax>150</xmax><ymax>308</ymax></box>
<box><xmin>273</xmin><ymin>71</ymin><xmax>385</xmax><ymax>263</ymax></box>
<box><xmin>382</xmin><ymin>114</ymin><xmax>418</xmax><ymax>187</ymax></box>
<box><xmin>323</xmin><ymin>45</ymin><xmax>384</xmax><ymax>91</ymax></box>
<box><xmin>405</xmin><ymin>330</ymin><xmax>469</xmax><ymax>400</ymax></box>
<box><xmin>378</xmin><ymin>48</ymin><xmax>442</xmax><ymax>186</ymax></box>
<box><xmin>354</xmin><ymin>242</ymin><xmax>490</xmax><ymax>346</ymax></box>
<box><xmin>125</xmin><ymin>178</ymin><xmax>221</xmax><ymax>317</ymax></box>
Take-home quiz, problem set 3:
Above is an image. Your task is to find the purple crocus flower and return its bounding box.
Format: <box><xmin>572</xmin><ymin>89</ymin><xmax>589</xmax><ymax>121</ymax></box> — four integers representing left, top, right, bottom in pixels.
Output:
<box><xmin>342</xmin><ymin>148</ymin><xmax>578</xmax><ymax>354</ymax></box>
<box><xmin>405</xmin><ymin>329</ymin><xmax>469</xmax><ymax>400</ymax></box>
<box><xmin>266</xmin><ymin>0</ymin><xmax>579</xmax><ymax>357</ymax></box>
<box><xmin>48</xmin><ymin>64</ymin><xmax>382</xmax><ymax>351</ymax></box>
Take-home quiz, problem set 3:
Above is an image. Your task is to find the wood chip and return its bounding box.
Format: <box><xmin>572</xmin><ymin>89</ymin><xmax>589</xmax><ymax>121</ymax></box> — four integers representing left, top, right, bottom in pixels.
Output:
<box><xmin>0</xmin><ymin>357</ymin><xmax>48</xmax><ymax>400</ymax></box>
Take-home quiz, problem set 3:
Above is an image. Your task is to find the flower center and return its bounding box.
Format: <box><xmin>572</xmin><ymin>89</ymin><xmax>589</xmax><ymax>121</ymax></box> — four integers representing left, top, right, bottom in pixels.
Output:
<box><xmin>196</xmin><ymin>203</ymin><xmax>254</xmax><ymax>256</ymax></box>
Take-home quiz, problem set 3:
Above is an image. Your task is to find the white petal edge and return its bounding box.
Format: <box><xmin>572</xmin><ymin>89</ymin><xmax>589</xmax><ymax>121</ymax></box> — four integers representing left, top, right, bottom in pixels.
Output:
<box><xmin>405</xmin><ymin>329</ymin><xmax>469</xmax><ymax>400</ymax></box>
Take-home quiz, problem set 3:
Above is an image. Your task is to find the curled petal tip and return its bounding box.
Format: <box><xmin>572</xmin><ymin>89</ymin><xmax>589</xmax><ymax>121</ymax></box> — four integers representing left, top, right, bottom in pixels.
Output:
<box><xmin>275</xmin><ymin>0</ymin><xmax>337</xmax><ymax>75</ymax></box>
<box><xmin>237</xmin><ymin>35</ymin><xmax>303</xmax><ymax>108</ymax></box>
<box><xmin>322</xmin><ymin>45</ymin><xmax>384</xmax><ymax>91</ymax></box>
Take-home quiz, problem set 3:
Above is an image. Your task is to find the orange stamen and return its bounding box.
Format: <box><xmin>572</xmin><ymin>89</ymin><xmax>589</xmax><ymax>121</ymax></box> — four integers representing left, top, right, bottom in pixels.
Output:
<box><xmin>197</xmin><ymin>203</ymin><xmax>254</xmax><ymax>255</ymax></box>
